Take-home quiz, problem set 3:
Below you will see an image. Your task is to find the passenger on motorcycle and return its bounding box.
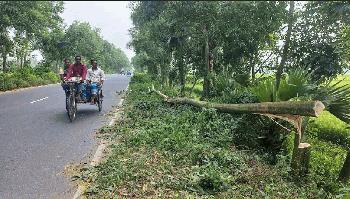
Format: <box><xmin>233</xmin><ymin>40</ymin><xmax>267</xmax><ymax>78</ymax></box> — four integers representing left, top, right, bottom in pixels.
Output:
<box><xmin>86</xmin><ymin>59</ymin><xmax>105</xmax><ymax>104</ymax></box>
<box><xmin>60</xmin><ymin>58</ymin><xmax>71</xmax><ymax>95</ymax></box>
<box><xmin>64</xmin><ymin>55</ymin><xmax>88</xmax><ymax>101</ymax></box>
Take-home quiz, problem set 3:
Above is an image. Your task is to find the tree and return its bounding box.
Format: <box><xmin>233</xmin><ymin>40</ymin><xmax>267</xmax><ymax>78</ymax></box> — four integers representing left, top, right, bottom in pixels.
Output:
<box><xmin>64</xmin><ymin>21</ymin><xmax>103</xmax><ymax>62</ymax></box>
<box><xmin>61</xmin><ymin>21</ymin><xmax>130</xmax><ymax>74</ymax></box>
<box><xmin>276</xmin><ymin>1</ymin><xmax>295</xmax><ymax>91</ymax></box>
<box><xmin>38</xmin><ymin>27</ymin><xmax>66</xmax><ymax>72</ymax></box>
<box><xmin>288</xmin><ymin>1</ymin><xmax>350</xmax><ymax>81</ymax></box>
<box><xmin>129</xmin><ymin>1</ymin><xmax>287</xmax><ymax>97</ymax></box>
<box><xmin>0</xmin><ymin>1</ymin><xmax>64</xmax><ymax>71</ymax></box>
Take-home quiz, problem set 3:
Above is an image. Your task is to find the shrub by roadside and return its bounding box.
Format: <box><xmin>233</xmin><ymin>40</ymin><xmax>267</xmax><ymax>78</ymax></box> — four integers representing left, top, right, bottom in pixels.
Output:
<box><xmin>0</xmin><ymin>67</ymin><xmax>60</xmax><ymax>91</ymax></box>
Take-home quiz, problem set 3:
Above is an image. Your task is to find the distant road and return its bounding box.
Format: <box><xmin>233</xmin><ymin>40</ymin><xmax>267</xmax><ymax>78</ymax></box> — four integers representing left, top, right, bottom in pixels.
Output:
<box><xmin>0</xmin><ymin>74</ymin><xmax>129</xmax><ymax>199</ymax></box>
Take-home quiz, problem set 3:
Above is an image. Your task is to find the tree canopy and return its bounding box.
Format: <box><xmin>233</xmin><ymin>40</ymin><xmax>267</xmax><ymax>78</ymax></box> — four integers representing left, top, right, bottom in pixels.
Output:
<box><xmin>129</xmin><ymin>1</ymin><xmax>350</xmax><ymax>95</ymax></box>
<box><xmin>0</xmin><ymin>1</ymin><xmax>131</xmax><ymax>74</ymax></box>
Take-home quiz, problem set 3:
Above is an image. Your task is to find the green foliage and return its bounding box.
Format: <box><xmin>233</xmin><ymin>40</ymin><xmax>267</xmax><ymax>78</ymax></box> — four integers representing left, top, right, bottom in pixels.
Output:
<box><xmin>0</xmin><ymin>67</ymin><xmax>59</xmax><ymax>91</ymax></box>
<box><xmin>73</xmin><ymin>73</ymin><xmax>349</xmax><ymax>198</ymax></box>
<box><xmin>289</xmin><ymin>1</ymin><xmax>350</xmax><ymax>81</ymax></box>
<box><xmin>313</xmin><ymin>80</ymin><xmax>350</xmax><ymax>124</ymax></box>
<box><xmin>250</xmin><ymin>77</ymin><xmax>276</xmax><ymax>102</ymax></box>
<box><xmin>129</xmin><ymin>0</ymin><xmax>350</xmax><ymax>102</ymax></box>
<box><xmin>277</xmin><ymin>69</ymin><xmax>313</xmax><ymax>101</ymax></box>
<box><xmin>129</xmin><ymin>1</ymin><xmax>287</xmax><ymax>96</ymax></box>
<box><xmin>0</xmin><ymin>1</ymin><xmax>64</xmax><ymax>71</ymax></box>
<box><xmin>307</xmin><ymin>111</ymin><xmax>350</xmax><ymax>148</ymax></box>
<box><xmin>60</xmin><ymin>21</ymin><xmax>131</xmax><ymax>73</ymax></box>
<box><xmin>250</xmin><ymin>68</ymin><xmax>314</xmax><ymax>102</ymax></box>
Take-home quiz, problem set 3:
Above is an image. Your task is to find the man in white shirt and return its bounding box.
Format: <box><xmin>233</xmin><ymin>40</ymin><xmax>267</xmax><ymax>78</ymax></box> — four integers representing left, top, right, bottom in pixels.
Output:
<box><xmin>86</xmin><ymin>59</ymin><xmax>106</xmax><ymax>104</ymax></box>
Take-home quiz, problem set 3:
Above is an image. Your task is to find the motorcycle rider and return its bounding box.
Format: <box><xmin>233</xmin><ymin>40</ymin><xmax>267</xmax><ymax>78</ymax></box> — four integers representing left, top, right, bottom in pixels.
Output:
<box><xmin>65</xmin><ymin>55</ymin><xmax>88</xmax><ymax>101</ymax></box>
<box><xmin>86</xmin><ymin>59</ymin><xmax>105</xmax><ymax>104</ymax></box>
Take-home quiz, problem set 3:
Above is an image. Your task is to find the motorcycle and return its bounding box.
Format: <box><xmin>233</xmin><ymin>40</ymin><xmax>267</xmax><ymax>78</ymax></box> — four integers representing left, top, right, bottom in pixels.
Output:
<box><xmin>63</xmin><ymin>76</ymin><xmax>103</xmax><ymax>122</ymax></box>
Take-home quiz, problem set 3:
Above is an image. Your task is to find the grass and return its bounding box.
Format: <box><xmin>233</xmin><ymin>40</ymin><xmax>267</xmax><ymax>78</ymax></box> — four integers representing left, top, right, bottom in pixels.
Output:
<box><xmin>73</xmin><ymin>73</ymin><xmax>350</xmax><ymax>198</ymax></box>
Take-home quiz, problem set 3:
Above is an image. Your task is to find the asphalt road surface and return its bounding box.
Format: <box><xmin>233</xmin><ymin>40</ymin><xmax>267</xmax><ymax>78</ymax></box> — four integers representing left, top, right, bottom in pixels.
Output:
<box><xmin>0</xmin><ymin>74</ymin><xmax>129</xmax><ymax>199</ymax></box>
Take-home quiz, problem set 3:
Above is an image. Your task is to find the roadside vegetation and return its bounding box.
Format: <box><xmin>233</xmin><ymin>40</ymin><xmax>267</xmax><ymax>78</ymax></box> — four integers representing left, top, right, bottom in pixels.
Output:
<box><xmin>70</xmin><ymin>1</ymin><xmax>350</xmax><ymax>198</ymax></box>
<box><xmin>75</xmin><ymin>73</ymin><xmax>350</xmax><ymax>198</ymax></box>
<box><xmin>0</xmin><ymin>66</ymin><xmax>60</xmax><ymax>91</ymax></box>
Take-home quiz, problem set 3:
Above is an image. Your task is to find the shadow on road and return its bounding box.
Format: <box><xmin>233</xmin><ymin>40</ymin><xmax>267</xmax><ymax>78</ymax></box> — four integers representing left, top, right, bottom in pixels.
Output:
<box><xmin>53</xmin><ymin>107</ymin><xmax>104</xmax><ymax>124</ymax></box>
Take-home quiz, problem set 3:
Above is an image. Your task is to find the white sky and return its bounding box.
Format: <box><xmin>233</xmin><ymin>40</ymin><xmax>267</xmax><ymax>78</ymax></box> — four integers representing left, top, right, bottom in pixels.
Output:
<box><xmin>31</xmin><ymin>1</ymin><xmax>307</xmax><ymax>62</ymax></box>
<box><xmin>32</xmin><ymin>1</ymin><xmax>135</xmax><ymax>62</ymax></box>
<box><xmin>61</xmin><ymin>1</ymin><xmax>135</xmax><ymax>60</ymax></box>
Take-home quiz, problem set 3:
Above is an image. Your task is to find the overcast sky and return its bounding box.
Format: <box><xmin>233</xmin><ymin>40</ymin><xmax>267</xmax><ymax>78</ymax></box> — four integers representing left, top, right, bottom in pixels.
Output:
<box><xmin>60</xmin><ymin>1</ymin><xmax>135</xmax><ymax>60</ymax></box>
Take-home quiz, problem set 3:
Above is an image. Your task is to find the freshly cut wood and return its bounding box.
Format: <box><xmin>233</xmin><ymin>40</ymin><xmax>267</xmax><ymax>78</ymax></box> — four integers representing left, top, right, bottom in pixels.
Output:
<box><xmin>299</xmin><ymin>143</ymin><xmax>311</xmax><ymax>177</ymax></box>
<box><xmin>291</xmin><ymin>143</ymin><xmax>311</xmax><ymax>177</ymax></box>
<box><xmin>151</xmin><ymin>87</ymin><xmax>325</xmax><ymax>117</ymax></box>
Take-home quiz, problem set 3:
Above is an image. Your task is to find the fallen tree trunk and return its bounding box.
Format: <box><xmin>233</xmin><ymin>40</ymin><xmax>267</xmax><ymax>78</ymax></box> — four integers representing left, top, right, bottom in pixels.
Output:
<box><xmin>167</xmin><ymin>98</ymin><xmax>324</xmax><ymax>117</ymax></box>
<box><xmin>150</xmin><ymin>87</ymin><xmax>325</xmax><ymax>178</ymax></box>
<box><xmin>151</xmin><ymin>87</ymin><xmax>325</xmax><ymax>117</ymax></box>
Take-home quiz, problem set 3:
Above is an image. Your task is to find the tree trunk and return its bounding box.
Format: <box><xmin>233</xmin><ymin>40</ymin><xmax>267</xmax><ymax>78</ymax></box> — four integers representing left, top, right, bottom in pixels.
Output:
<box><xmin>160</xmin><ymin>59</ymin><xmax>169</xmax><ymax>86</ymax></box>
<box><xmin>202</xmin><ymin>25</ymin><xmax>210</xmax><ymax>99</ymax></box>
<box><xmin>2</xmin><ymin>52</ymin><xmax>7</xmax><ymax>72</ymax></box>
<box><xmin>299</xmin><ymin>143</ymin><xmax>311</xmax><ymax>176</ymax></box>
<box><xmin>150</xmin><ymin>87</ymin><xmax>325</xmax><ymax>117</ymax></box>
<box><xmin>276</xmin><ymin>1</ymin><xmax>295</xmax><ymax>91</ymax></box>
<box><xmin>23</xmin><ymin>52</ymin><xmax>28</xmax><ymax>68</ymax></box>
<box><xmin>189</xmin><ymin>75</ymin><xmax>199</xmax><ymax>96</ymax></box>
<box><xmin>57</xmin><ymin>60</ymin><xmax>60</xmax><ymax>73</ymax></box>
<box><xmin>170</xmin><ymin>98</ymin><xmax>324</xmax><ymax>117</ymax></box>
<box><xmin>20</xmin><ymin>53</ymin><xmax>24</xmax><ymax>68</ymax></box>
<box><xmin>291</xmin><ymin>143</ymin><xmax>311</xmax><ymax>177</ymax></box>
<box><xmin>251</xmin><ymin>56</ymin><xmax>255</xmax><ymax>81</ymax></box>
<box><xmin>178</xmin><ymin>53</ymin><xmax>185</xmax><ymax>96</ymax></box>
<box><xmin>301</xmin><ymin>117</ymin><xmax>310</xmax><ymax>142</ymax></box>
<box><xmin>338</xmin><ymin>151</ymin><xmax>350</xmax><ymax>183</ymax></box>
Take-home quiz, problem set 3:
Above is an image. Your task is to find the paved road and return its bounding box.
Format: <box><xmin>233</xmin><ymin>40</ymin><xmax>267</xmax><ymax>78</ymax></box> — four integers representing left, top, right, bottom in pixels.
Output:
<box><xmin>0</xmin><ymin>74</ymin><xmax>129</xmax><ymax>199</ymax></box>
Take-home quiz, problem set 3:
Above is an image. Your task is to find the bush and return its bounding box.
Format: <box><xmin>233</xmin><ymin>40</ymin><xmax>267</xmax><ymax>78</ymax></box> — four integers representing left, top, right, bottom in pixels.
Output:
<box><xmin>307</xmin><ymin>111</ymin><xmax>350</xmax><ymax>148</ymax></box>
<box><xmin>34</xmin><ymin>63</ymin><xmax>52</xmax><ymax>76</ymax></box>
<box><xmin>44</xmin><ymin>71</ymin><xmax>60</xmax><ymax>83</ymax></box>
<box><xmin>0</xmin><ymin>67</ymin><xmax>59</xmax><ymax>91</ymax></box>
<box><xmin>13</xmin><ymin>79</ymin><xmax>30</xmax><ymax>88</ymax></box>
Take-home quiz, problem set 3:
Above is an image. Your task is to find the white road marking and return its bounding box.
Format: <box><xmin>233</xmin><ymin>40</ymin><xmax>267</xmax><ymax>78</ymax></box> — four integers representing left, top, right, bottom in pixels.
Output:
<box><xmin>30</xmin><ymin>97</ymin><xmax>49</xmax><ymax>104</ymax></box>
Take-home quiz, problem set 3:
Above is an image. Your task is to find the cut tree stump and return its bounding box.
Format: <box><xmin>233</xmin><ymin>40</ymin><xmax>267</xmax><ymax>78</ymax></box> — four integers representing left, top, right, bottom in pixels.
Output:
<box><xmin>300</xmin><ymin>143</ymin><xmax>311</xmax><ymax>176</ymax></box>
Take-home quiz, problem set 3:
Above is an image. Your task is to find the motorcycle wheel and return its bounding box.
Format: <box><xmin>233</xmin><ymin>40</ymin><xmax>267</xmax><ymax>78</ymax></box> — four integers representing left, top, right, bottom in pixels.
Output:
<box><xmin>67</xmin><ymin>94</ymin><xmax>77</xmax><ymax>122</ymax></box>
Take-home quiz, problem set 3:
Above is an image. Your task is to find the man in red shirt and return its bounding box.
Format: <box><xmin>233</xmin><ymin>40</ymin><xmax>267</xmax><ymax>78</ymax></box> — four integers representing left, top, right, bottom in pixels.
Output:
<box><xmin>65</xmin><ymin>55</ymin><xmax>88</xmax><ymax>101</ymax></box>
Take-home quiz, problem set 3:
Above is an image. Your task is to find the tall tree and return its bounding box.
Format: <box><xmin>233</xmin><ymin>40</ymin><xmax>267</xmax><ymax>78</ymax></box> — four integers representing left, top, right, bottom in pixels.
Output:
<box><xmin>276</xmin><ymin>1</ymin><xmax>295</xmax><ymax>91</ymax></box>
<box><xmin>289</xmin><ymin>1</ymin><xmax>350</xmax><ymax>81</ymax></box>
<box><xmin>0</xmin><ymin>1</ymin><xmax>64</xmax><ymax>71</ymax></box>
